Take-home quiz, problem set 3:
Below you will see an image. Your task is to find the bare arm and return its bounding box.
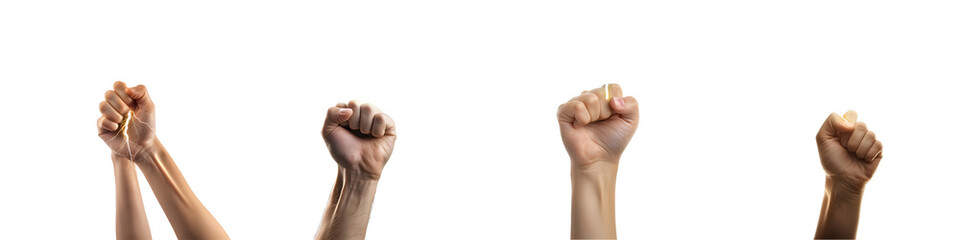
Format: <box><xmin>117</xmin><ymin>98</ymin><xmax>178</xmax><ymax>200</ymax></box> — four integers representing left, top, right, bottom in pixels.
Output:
<box><xmin>558</xmin><ymin>84</ymin><xmax>639</xmax><ymax>239</ymax></box>
<box><xmin>112</xmin><ymin>155</ymin><xmax>152</xmax><ymax>240</ymax></box>
<box><xmin>98</xmin><ymin>81</ymin><xmax>228</xmax><ymax>239</ymax></box>
<box><xmin>316</xmin><ymin>101</ymin><xmax>396</xmax><ymax>240</ymax></box>
<box><xmin>134</xmin><ymin>140</ymin><xmax>229</xmax><ymax>239</ymax></box>
<box><xmin>571</xmin><ymin>164</ymin><xmax>618</xmax><ymax>238</ymax></box>
<box><xmin>815</xmin><ymin>176</ymin><xmax>865</xmax><ymax>239</ymax></box>
<box><xmin>316</xmin><ymin>168</ymin><xmax>379</xmax><ymax>240</ymax></box>
<box><xmin>813</xmin><ymin>110</ymin><xmax>883</xmax><ymax>239</ymax></box>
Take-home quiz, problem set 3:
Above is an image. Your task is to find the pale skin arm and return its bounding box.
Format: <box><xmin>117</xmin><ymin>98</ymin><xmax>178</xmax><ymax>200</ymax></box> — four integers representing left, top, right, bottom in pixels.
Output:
<box><xmin>100</xmin><ymin>84</ymin><xmax>151</xmax><ymax>240</ymax></box>
<box><xmin>98</xmin><ymin>81</ymin><xmax>228</xmax><ymax>239</ymax></box>
<box><xmin>316</xmin><ymin>101</ymin><xmax>396</xmax><ymax>240</ymax></box>
<box><xmin>557</xmin><ymin>84</ymin><xmax>639</xmax><ymax>240</ymax></box>
<box><xmin>134</xmin><ymin>140</ymin><xmax>229</xmax><ymax>239</ymax></box>
<box><xmin>814</xmin><ymin>110</ymin><xmax>884</xmax><ymax>239</ymax></box>
<box><xmin>111</xmin><ymin>154</ymin><xmax>152</xmax><ymax>240</ymax></box>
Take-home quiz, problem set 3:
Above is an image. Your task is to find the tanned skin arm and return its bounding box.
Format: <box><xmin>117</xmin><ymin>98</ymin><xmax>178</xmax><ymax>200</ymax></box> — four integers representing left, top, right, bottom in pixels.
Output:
<box><xmin>316</xmin><ymin>101</ymin><xmax>397</xmax><ymax>240</ymax></box>
<box><xmin>814</xmin><ymin>110</ymin><xmax>884</xmax><ymax>239</ymax></box>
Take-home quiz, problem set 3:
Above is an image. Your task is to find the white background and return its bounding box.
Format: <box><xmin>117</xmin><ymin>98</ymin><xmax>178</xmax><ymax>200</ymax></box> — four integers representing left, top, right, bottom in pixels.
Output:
<box><xmin>1</xmin><ymin>0</ymin><xmax>958</xmax><ymax>239</ymax></box>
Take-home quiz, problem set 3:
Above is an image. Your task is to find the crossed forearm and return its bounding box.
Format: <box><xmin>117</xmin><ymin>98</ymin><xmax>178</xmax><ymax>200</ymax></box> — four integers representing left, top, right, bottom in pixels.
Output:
<box><xmin>134</xmin><ymin>139</ymin><xmax>229</xmax><ymax>240</ymax></box>
<box><xmin>113</xmin><ymin>156</ymin><xmax>152</xmax><ymax>240</ymax></box>
<box><xmin>317</xmin><ymin>168</ymin><xmax>379</xmax><ymax>240</ymax></box>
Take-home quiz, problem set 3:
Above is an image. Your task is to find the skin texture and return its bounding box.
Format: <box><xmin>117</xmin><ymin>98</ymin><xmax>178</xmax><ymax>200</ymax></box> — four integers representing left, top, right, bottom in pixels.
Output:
<box><xmin>97</xmin><ymin>81</ymin><xmax>229</xmax><ymax>240</ymax></box>
<box><xmin>814</xmin><ymin>110</ymin><xmax>884</xmax><ymax>239</ymax></box>
<box><xmin>316</xmin><ymin>101</ymin><xmax>396</xmax><ymax>240</ymax></box>
<box><xmin>557</xmin><ymin>84</ymin><xmax>639</xmax><ymax>240</ymax></box>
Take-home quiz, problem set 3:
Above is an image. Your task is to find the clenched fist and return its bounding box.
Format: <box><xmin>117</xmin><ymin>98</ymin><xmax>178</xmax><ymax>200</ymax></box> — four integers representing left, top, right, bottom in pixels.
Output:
<box><xmin>322</xmin><ymin>101</ymin><xmax>397</xmax><ymax>180</ymax></box>
<box><xmin>97</xmin><ymin>81</ymin><xmax>157</xmax><ymax>160</ymax></box>
<box><xmin>816</xmin><ymin>110</ymin><xmax>884</xmax><ymax>191</ymax></box>
<box><xmin>557</xmin><ymin>84</ymin><xmax>640</xmax><ymax>170</ymax></box>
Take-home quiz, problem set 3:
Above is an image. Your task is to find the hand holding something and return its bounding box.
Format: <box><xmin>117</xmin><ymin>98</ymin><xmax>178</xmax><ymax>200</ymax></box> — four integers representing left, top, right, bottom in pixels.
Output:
<box><xmin>97</xmin><ymin>81</ymin><xmax>157</xmax><ymax>160</ymax></box>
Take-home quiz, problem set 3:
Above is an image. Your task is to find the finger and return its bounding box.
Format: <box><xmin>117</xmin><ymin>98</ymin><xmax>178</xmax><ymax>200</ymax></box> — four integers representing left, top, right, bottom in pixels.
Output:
<box><xmin>105</xmin><ymin>90</ymin><xmax>130</xmax><ymax>115</ymax></box>
<box><xmin>99</xmin><ymin>101</ymin><xmax>123</xmax><ymax>122</ymax></box>
<box><xmin>842</xmin><ymin>110</ymin><xmax>858</xmax><ymax>123</ymax></box>
<box><xmin>866</xmin><ymin>141</ymin><xmax>883</xmax><ymax>163</ymax></box>
<box><xmin>381</xmin><ymin>113</ymin><xmax>396</xmax><ymax>136</ymax></box>
<box><xmin>575</xmin><ymin>93</ymin><xmax>601</xmax><ymax>122</ymax></box>
<box><xmin>371</xmin><ymin>113</ymin><xmax>391</xmax><ymax>137</ymax></box>
<box><xmin>113</xmin><ymin>81</ymin><xmax>135</xmax><ymax>107</ymax></box>
<box><xmin>839</xmin><ymin>110</ymin><xmax>858</xmax><ymax>146</ymax></box>
<box><xmin>846</xmin><ymin>122</ymin><xmax>869</xmax><ymax>152</ymax></box>
<box><xmin>584</xmin><ymin>83</ymin><xmax>623</xmax><ymax>120</ymax></box>
<box><xmin>610</xmin><ymin>96</ymin><xmax>640</xmax><ymax>123</ymax></box>
<box><xmin>125</xmin><ymin>84</ymin><xmax>153</xmax><ymax>109</ymax></box>
<box><xmin>322</xmin><ymin>106</ymin><xmax>353</xmax><ymax>139</ymax></box>
<box><xmin>347</xmin><ymin>100</ymin><xmax>363</xmax><ymax>130</ymax></box>
<box><xmin>856</xmin><ymin>131</ymin><xmax>876</xmax><ymax>159</ymax></box>
<box><xmin>816</xmin><ymin>112</ymin><xmax>855</xmax><ymax>142</ymax></box>
<box><xmin>557</xmin><ymin>101</ymin><xmax>590</xmax><ymax>128</ymax></box>
<box><xmin>359</xmin><ymin>103</ymin><xmax>380</xmax><ymax>135</ymax></box>
<box><xmin>557</xmin><ymin>102</ymin><xmax>576</xmax><ymax>124</ymax></box>
<box><xmin>371</xmin><ymin>113</ymin><xmax>386</xmax><ymax>137</ymax></box>
<box><xmin>98</xmin><ymin>116</ymin><xmax>119</xmax><ymax>132</ymax></box>
<box><xmin>602</xmin><ymin>83</ymin><xmax>624</xmax><ymax>100</ymax></box>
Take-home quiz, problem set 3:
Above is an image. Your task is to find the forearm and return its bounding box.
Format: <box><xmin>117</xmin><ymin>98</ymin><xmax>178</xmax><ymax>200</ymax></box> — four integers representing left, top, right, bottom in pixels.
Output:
<box><xmin>815</xmin><ymin>176</ymin><xmax>865</xmax><ymax>239</ymax></box>
<box><xmin>134</xmin><ymin>139</ymin><xmax>229</xmax><ymax>239</ymax></box>
<box><xmin>316</xmin><ymin>167</ymin><xmax>379</xmax><ymax>240</ymax></box>
<box><xmin>113</xmin><ymin>156</ymin><xmax>151</xmax><ymax>240</ymax></box>
<box><xmin>571</xmin><ymin>162</ymin><xmax>618</xmax><ymax>239</ymax></box>
<box><xmin>320</xmin><ymin>170</ymin><xmax>345</xmax><ymax>228</ymax></box>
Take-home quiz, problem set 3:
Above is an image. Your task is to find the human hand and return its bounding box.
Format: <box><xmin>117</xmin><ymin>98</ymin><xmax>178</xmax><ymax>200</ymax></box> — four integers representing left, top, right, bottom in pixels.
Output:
<box><xmin>322</xmin><ymin>101</ymin><xmax>396</xmax><ymax>180</ymax></box>
<box><xmin>557</xmin><ymin>84</ymin><xmax>639</xmax><ymax>170</ymax></box>
<box><xmin>816</xmin><ymin>110</ymin><xmax>883</xmax><ymax>191</ymax></box>
<box><xmin>97</xmin><ymin>81</ymin><xmax>157</xmax><ymax>160</ymax></box>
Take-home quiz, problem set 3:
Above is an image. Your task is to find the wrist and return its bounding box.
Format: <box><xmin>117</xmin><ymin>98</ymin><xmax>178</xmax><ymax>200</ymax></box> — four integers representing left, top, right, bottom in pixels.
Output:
<box><xmin>111</xmin><ymin>153</ymin><xmax>132</xmax><ymax>163</ymax></box>
<box><xmin>572</xmin><ymin>165</ymin><xmax>617</xmax><ymax>193</ymax></box>
<box><xmin>571</xmin><ymin>161</ymin><xmax>617</xmax><ymax>199</ymax></box>
<box><xmin>339</xmin><ymin>167</ymin><xmax>379</xmax><ymax>189</ymax></box>
<box><xmin>570</xmin><ymin>160</ymin><xmax>618</xmax><ymax>239</ymax></box>
<box><xmin>825</xmin><ymin>176</ymin><xmax>865</xmax><ymax>202</ymax></box>
<box><xmin>572</xmin><ymin>158</ymin><xmax>619</xmax><ymax>177</ymax></box>
<box><xmin>131</xmin><ymin>138</ymin><xmax>163</xmax><ymax>167</ymax></box>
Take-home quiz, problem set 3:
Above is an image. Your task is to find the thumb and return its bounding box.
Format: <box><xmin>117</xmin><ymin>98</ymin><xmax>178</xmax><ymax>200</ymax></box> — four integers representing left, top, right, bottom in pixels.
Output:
<box><xmin>817</xmin><ymin>112</ymin><xmax>855</xmax><ymax>141</ymax></box>
<box><xmin>610</xmin><ymin>96</ymin><xmax>639</xmax><ymax>123</ymax></box>
<box><xmin>842</xmin><ymin>109</ymin><xmax>858</xmax><ymax>123</ymax></box>
<box><xmin>323</xmin><ymin>107</ymin><xmax>353</xmax><ymax>139</ymax></box>
<box><xmin>125</xmin><ymin>85</ymin><xmax>153</xmax><ymax>108</ymax></box>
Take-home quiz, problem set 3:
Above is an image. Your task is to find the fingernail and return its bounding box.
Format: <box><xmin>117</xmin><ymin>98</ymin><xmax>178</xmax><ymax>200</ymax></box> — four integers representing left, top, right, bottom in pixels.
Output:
<box><xmin>871</xmin><ymin>151</ymin><xmax>882</xmax><ymax>162</ymax></box>
<box><xmin>339</xmin><ymin>108</ymin><xmax>350</xmax><ymax>114</ymax></box>
<box><xmin>613</xmin><ymin>97</ymin><xmax>624</xmax><ymax>107</ymax></box>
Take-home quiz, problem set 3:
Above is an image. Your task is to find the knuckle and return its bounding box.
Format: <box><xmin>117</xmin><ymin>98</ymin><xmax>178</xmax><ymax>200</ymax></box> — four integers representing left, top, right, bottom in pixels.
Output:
<box><xmin>348</xmin><ymin>100</ymin><xmax>361</xmax><ymax>107</ymax></box>
<box><xmin>847</xmin><ymin>139</ymin><xmax>859</xmax><ymax>149</ymax></box>
<box><xmin>583</xmin><ymin>94</ymin><xmax>600</xmax><ymax>104</ymax></box>
<box><xmin>574</xmin><ymin>101</ymin><xmax>587</xmax><ymax>111</ymax></box>
<box><xmin>360</xmin><ymin>104</ymin><xmax>375</xmax><ymax>113</ymax></box>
